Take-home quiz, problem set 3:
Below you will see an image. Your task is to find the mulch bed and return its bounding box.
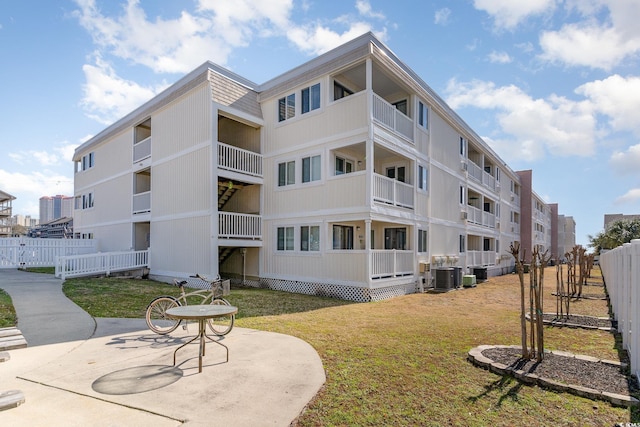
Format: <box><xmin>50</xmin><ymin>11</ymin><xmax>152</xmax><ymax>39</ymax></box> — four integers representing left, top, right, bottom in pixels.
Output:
<box><xmin>482</xmin><ymin>346</ymin><xmax>639</xmax><ymax>397</ymax></box>
<box><xmin>541</xmin><ymin>313</ymin><xmax>616</xmax><ymax>329</ymax></box>
<box><xmin>552</xmin><ymin>292</ymin><xmax>607</xmax><ymax>300</ymax></box>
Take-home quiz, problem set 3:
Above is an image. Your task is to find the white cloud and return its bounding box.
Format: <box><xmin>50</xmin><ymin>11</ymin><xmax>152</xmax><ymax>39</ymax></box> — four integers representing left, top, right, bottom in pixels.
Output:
<box><xmin>80</xmin><ymin>53</ymin><xmax>168</xmax><ymax>125</ymax></box>
<box><xmin>0</xmin><ymin>169</ymin><xmax>74</xmax><ymax>216</ymax></box>
<box><xmin>434</xmin><ymin>8</ymin><xmax>451</xmax><ymax>25</ymax></box>
<box><xmin>356</xmin><ymin>0</ymin><xmax>385</xmax><ymax>20</ymax></box>
<box><xmin>487</xmin><ymin>51</ymin><xmax>512</xmax><ymax>63</ymax></box>
<box><xmin>615</xmin><ymin>188</ymin><xmax>640</xmax><ymax>205</ymax></box>
<box><xmin>287</xmin><ymin>22</ymin><xmax>383</xmax><ymax>56</ymax></box>
<box><xmin>610</xmin><ymin>144</ymin><xmax>640</xmax><ymax>175</ymax></box>
<box><xmin>8</xmin><ymin>142</ymin><xmax>79</xmax><ymax>167</ymax></box>
<box><xmin>576</xmin><ymin>74</ymin><xmax>640</xmax><ymax>135</ymax></box>
<box><xmin>445</xmin><ymin>79</ymin><xmax>596</xmax><ymax>161</ymax></box>
<box><xmin>538</xmin><ymin>0</ymin><xmax>640</xmax><ymax>70</ymax></box>
<box><xmin>473</xmin><ymin>0</ymin><xmax>557</xmax><ymax>29</ymax></box>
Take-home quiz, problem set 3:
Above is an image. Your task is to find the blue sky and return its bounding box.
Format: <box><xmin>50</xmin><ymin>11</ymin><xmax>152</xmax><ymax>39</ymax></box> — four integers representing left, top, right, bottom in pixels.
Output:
<box><xmin>1</xmin><ymin>0</ymin><xmax>639</xmax><ymax>246</ymax></box>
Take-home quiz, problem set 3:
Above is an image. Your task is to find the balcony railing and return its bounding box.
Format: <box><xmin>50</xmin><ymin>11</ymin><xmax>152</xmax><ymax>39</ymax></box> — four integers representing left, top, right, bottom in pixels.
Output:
<box><xmin>133</xmin><ymin>191</ymin><xmax>151</xmax><ymax>214</ymax></box>
<box><xmin>219</xmin><ymin>212</ymin><xmax>261</xmax><ymax>239</ymax></box>
<box><xmin>218</xmin><ymin>142</ymin><xmax>263</xmax><ymax>178</ymax></box>
<box><xmin>466</xmin><ymin>206</ymin><xmax>496</xmax><ymax>228</ymax></box>
<box><xmin>467</xmin><ymin>250</ymin><xmax>497</xmax><ymax>267</ymax></box>
<box><xmin>370</xmin><ymin>249</ymin><xmax>414</xmax><ymax>279</ymax></box>
<box><xmin>373</xmin><ymin>174</ymin><xmax>414</xmax><ymax>209</ymax></box>
<box><xmin>372</xmin><ymin>93</ymin><xmax>414</xmax><ymax>141</ymax></box>
<box><xmin>468</xmin><ymin>161</ymin><xmax>483</xmax><ymax>182</ymax></box>
<box><xmin>133</xmin><ymin>136</ymin><xmax>151</xmax><ymax>163</ymax></box>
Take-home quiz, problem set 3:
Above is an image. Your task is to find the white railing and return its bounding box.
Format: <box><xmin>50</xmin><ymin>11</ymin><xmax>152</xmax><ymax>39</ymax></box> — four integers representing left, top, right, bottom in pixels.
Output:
<box><xmin>483</xmin><ymin>172</ymin><xmax>496</xmax><ymax>190</ymax></box>
<box><xmin>468</xmin><ymin>161</ymin><xmax>483</xmax><ymax>182</ymax></box>
<box><xmin>218</xmin><ymin>142</ymin><xmax>263</xmax><ymax>178</ymax></box>
<box><xmin>466</xmin><ymin>250</ymin><xmax>496</xmax><ymax>266</ymax></box>
<box><xmin>373</xmin><ymin>174</ymin><xmax>414</xmax><ymax>209</ymax></box>
<box><xmin>372</xmin><ymin>93</ymin><xmax>414</xmax><ymax>141</ymax></box>
<box><xmin>483</xmin><ymin>211</ymin><xmax>496</xmax><ymax>228</ymax></box>
<box><xmin>219</xmin><ymin>212</ymin><xmax>262</xmax><ymax>239</ymax></box>
<box><xmin>370</xmin><ymin>250</ymin><xmax>414</xmax><ymax>279</ymax></box>
<box><xmin>600</xmin><ymin>239</ymin><xmax>640</xmax><ymax>380</ymax></box>
<box><xmin>467</xmin><ymin>205</ymin><xmax>482</xmax><ymax>225</ymax></box>
<box><xmin>55</xmin><ymin>250</ymin><xmax>149</xmax><ymax>280</ymax></box>
<box><xmin>133</xmin><ymin>191</ymin><xmax>151</xmax><ymax>214</ymax></box>
<box><xmin>133</xmin><ymin>136</ymin><xmax>151</xmax><ymax>163</ymax></box>
<box><xmin>0</xmin><ymin>238</ymin><xmax>97</xmax><ymax>269</ymax></box>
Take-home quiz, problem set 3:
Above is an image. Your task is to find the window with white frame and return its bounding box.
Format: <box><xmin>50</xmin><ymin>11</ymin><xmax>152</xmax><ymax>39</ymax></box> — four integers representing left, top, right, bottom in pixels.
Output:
<box><xmin>302</xmin><ymin>155</ymin><xmax>321</xmax><ymax>183</ymax></box>
<box><xmin>460</xmin><ymin>137</ymin><xmax>466</xmax><ymax>157</ymax></box>
<box><xmin>278</xmin><ymin>161</ymin><xmax>295</xmax><ymax>187</ymax></box>
<box><xmin>278</xmin><ymin>93</ymin><xmax>295</xmax><ymax>122</ymax></box>
<box><xmin>459</xmin><ymin>235</ymin><xmax>466</xmax><ymax>252</ymax></box>
<box><xmin>460</xmin><ymin>185</ymin><xmax>465</xmax><ymax>205</ymax></box>
<box><xmin>393</xmin><ymin>99</ymin><xmax>408</xmax><ymax>115</ymax></box>
<box><xmin>418</xmin><ymin>101</ymin><xmax>428</xmax><ymax>129</ymax></box>
<box><xmin>384</xmin><ymin>228</ymin><xmax>407</xmax><ymax>250</ymax></box>
<box><xmin>418</xmin><ymin>165</ymin><xmax>428</xmax><ymax>191</ymax></box>
<box><xmin>301</xmin><ymin>225</ymin><xmax>320</xmax><ymax>251</ymax></box>
<box><xmin>332</xmin><ymin>225</ymin><xmax>354</xmax><ymax>250</ymax></box>
<box><xmin>335</xmin><ymin>156</ymin><xmax>353</xmax><ymax>175</ymax></box>
<box><xmin>82</xmin><ymin>192</ymin><xmax>94</xmax><ymax>209</ymax></box>
<box><xmin>334</xmin><ymin>81</ymin><xmax>353</xmax><ymax>100</ymax></box>
<box><xmin>277</xmin><ymin>226</ymin><xmax>294</xmax><ymax>251</ymax></box>
<box><xmin>418</xmin><ymin>229</ymin><xmax>428</xmax><ymax>253</ymax></box>
<box><xmin>74</xmin><ymin>196</ymin><xmax>81</xmax><ymax>210</ymax></box>
<box><xmin>76</xmin><ymin>152</ymin><xmax>95</xmax><ymax>173</ymax></box>
<box><xmin>301</xmin><ymin>83</ymin><xmax>320</xmax><ymax>114</ymax></box>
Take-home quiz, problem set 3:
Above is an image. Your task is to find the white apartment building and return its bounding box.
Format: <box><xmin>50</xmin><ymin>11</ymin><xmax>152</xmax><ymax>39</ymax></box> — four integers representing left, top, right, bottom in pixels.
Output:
<box><xmin>72</xmin><ymin>33</ymin><xmax>558</xmax><ymax>301</ymax></box>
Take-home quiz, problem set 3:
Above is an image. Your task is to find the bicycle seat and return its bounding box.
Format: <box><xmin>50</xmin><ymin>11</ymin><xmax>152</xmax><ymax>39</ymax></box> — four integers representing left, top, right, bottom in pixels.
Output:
<box><xmin>174</xmin><ymin>279</ymin><xmax>188</xmax><ymax>286</ymax></box>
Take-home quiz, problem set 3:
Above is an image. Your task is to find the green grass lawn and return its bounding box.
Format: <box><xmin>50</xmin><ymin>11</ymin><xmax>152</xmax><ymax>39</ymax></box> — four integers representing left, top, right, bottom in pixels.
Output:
<box><xmin>0</xmin><ymin>288</ymin><xmax>17</xmax><ymax>328</ymax></box>
<box><xmin>2</xmin><ymin>269</ymin><xmax>638</xmax><ymax>426</ymax></box>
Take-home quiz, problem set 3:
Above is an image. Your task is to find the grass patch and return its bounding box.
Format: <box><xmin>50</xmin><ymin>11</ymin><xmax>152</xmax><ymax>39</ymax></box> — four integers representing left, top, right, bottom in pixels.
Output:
<box><xmin>0</xmin><ymin>288</ymin><xmax>17</xmax><ymax>328</ymax></box>
<box><xmin>51</xmin><ymin>268</ymin><xmax>640</xmax><ymax>425</ymax></box>
<box><xmin>22</xmin><ymin>267</ymin><xmax>55</xmax><ymax>274</ymax></box>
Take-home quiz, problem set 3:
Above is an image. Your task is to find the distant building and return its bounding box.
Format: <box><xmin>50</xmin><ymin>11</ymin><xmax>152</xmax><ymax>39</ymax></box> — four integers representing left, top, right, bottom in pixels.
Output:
<box><xmin>604</xmin><ymin>213</ymin><xmax>640</xmax><ymax>228</ymax></box>
<box><xmin>12</xmin><ymin>214</ymin><xmax>38</xmax><ymax>228</ymax></box>
<box><xmin>28</xmin><ymin>217</ymin><xmax>73</xmax><ymax>239</ymax></box>
<box><xmin>39</xmin><ymin>195</ymin><xmax>74</xmax><ymax>223</ymax></box>
<box><xmin>0</xmin><ymin>190</ymin><xmax>15</xmax><ymax>237</ymax></box>
<box><xmin>557</xmin><ymin>214</ymin><xmax>576</xmax><ymax>258</ymax></box>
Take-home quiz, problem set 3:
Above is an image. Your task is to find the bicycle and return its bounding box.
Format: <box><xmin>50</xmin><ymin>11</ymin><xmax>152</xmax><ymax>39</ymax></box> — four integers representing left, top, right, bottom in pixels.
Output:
<box><xmin>145</xmin><ymin>274</ymin><xmax>234</xmax><ymax>336</ymax></box>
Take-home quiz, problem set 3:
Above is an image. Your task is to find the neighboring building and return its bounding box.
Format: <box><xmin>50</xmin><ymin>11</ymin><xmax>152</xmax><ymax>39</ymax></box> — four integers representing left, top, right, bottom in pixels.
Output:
<box><xmin>28</xmin><ymin>217</ymin><xmax>73</xmax><ymax>239</ymax></box>
<box><xmin>72</xmin><ymin>33</ymin><xmax>570</xmax><ymax>301</ymax></box>
<box><xmin>12</xmin><ymin>214</ymin><xmax>38</xmax><ymax>228</ymax></box>
<box><xmin>558</xmin><ymin>215</ymin><xmax>576</xmax><ymax>257</ymax></box>
<box><xmin>516</xmin><ymin>170</ymin><xmax>555</xmax><ymax>263</ymax></box>
<box><xmin>604</xmin><ymin>213</ymin><xmax>640</xmax><ymax>228</ymax></box>
<box><xmin>0</xmin><ymin>190</ymin><xmax>15</xmax><ymax>237</ymax></box>
<box><xmin>39</xmin><ymin>195</ymin><xmax>74</xmax><ymax>223</ymax></box>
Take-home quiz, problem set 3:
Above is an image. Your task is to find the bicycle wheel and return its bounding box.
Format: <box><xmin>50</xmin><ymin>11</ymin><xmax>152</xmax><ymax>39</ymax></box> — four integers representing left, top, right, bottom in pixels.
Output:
<box><xmin>146</xmin><ymin>296</ymin><xmax>181</xmax><ymax>335</ymax></box>
<box><xmin>207</xmin><ymin>298</ymin><xmax>234</xmax><ymax>336</ymax></box>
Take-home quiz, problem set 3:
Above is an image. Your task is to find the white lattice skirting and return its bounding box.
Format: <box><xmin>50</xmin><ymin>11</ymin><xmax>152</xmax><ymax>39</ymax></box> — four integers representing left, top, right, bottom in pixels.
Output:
<box><xmin>231</xmin><ymin>277</ymin><xmax>417</xmax><ymax>302</ymax></box>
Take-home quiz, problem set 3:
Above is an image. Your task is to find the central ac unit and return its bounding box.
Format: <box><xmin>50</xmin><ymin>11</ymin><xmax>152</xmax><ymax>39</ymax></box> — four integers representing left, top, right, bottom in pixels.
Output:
<box><xmin>461</xmin><ymin>211</ymin><xmax>468</xmax><ymax>220</ymax></box>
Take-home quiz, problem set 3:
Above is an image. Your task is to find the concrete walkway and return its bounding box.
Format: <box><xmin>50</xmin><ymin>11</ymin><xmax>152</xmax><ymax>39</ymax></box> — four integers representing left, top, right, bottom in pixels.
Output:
<box><xmin>0</xmin><ymin>269</ymin><xmax>325</xmax><ymax>426</ymax></box>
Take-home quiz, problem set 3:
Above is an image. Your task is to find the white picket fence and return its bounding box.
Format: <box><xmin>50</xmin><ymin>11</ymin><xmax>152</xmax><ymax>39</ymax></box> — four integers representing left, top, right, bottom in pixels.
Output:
<box><xmin>55</xmin><ymin>250</ymin><xmax>149</xmax><ymax>280</ymax></box>
<box><xmin>599</xmin><ymin>239</ymin><xmax>640</xmax><ymax>380</ymax></box>
<box><xmin>0</xmin><ymin>238</ymin><xmax>97</xmax><ymax>268</ymax></box>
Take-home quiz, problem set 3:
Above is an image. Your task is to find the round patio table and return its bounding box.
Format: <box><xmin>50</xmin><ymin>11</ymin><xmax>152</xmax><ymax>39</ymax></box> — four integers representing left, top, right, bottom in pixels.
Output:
<box><xmin>166</xmin><ymin>304</ymin><xmax>238</xmax><ymax>373</ymax></box>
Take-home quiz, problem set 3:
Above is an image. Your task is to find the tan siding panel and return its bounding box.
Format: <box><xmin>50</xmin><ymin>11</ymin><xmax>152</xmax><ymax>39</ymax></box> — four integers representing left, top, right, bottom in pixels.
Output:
<box><xmin>152</xmin><ymin>147</ymin><xmax>211</xmax><ymax>216</ymax></box>
<box><xmin>153</xmin><ymin>84</ymin><xmax>211</xmax><ymax>160</ymax></box>
<box><xmin>151</xmin><ymin>216</ymin><xmax>211</xmax><ymax>274</ymax></box>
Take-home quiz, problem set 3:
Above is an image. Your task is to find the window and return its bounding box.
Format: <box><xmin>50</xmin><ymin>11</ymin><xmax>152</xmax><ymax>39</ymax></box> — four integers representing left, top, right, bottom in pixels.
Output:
<box><xmin>302</xmin><ymin>155</ymin><xmax>321</xmax><ymax>183</ymax></box>
<box><xmin>278</xmin><ymin>93</ymin><xmax>295</xmax><ymax>122</ymax></box>
<box><xmin>74</xmin><ymin>196</ymin><xmax>81</xmax><ymax>210</ymax></box>
<box><xmin>278</xmin><ymin>161</ymin><xmax>295</xmax><ymax>187</ymax></box>
<box><xmin>77</xmin><ymin>152</ymin><xmax>95</xmax><ymax>172</ymax></box>
<box><xmin>384</xmin><ymin>228</ymin><xmax>407</xmax><ymax>250</ymax></box>
<box><xmin>460</xmin><ymin>137</ymin><xmax>466</xmax><ymax>157</ymax></box>
<box><xmin>277</xmin><ymin>227</ymin><xmax>294</xmax><ymax>251</ymax></box>
<box><xmin>82</xmin><ymin>192</ymin><xmax>94</xmax><ymax>209</ymax></box>
<box><xmin>418</xmin><ymin>165</ymin><xmax>428</xmax><ymax>191</ymax></box>
<box><xmin>459</xmin><ymin>235</ymin><xmax>466</xmax><ymax>252</ymax></box>
<box><xmin>386</xmin><ymin>166</ymin><xmax>406</xmax><ymax>183</ymax></box>
<box><xmin>393</xmin><ymin>99</ymin><xmax>408</xmax><ymax>115</ymax></box>
<box><xmin>418</xmin><ymin>229</ymin><xmax>428</xmax><ymax>253</ymax></box>
<box><xmin>333</xmin><ymin>225</ymin><xmax>354</xmax><ymax>250</ymax></box>
<box><xmin>460</xmin><ymin>185</ymin><xmax>465</xmax><ymax>205</ymax></box>
<box><xmin>335</xmin><ymin>156</ymin><xmax>353</xmax><ymax>175</ymax></box>
<box><xmin>301</xmin><ymin>226</ymin><xmax>320</xmax><ymax>251</ymax></box>
<box><xmin>334</xmin><ymin>81</ymin><xmax>353</xmax><ymax>100</ymax></box>
<box><xmin>418</xmin><ymin>101</ymin><xmax>428</xmax><ymax>129</ymax></box>
<box><xmin>302</xmin><ymin>83</ymin><xmax>320</xmax><ymax>114</ymax></box>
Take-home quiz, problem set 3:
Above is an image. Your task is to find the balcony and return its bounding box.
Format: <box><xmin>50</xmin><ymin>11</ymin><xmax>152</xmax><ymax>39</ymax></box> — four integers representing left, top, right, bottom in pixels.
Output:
<box><xmin>467</xmin><ymin>250</ymin><xmax>497</xmax><ymax>267</ymax></box>
<box><xmin>133</xmin><ymin>191</ymin><xmax>151</xmax><ymax>215</ymax></box>
<box><xmin>370</xmin><ymin>249</ymin><xmax>414</xmax><ymax>279</ymax></box>
<box><xmin>373</xmin><ymin>173</ymin><xmax>414</xmax><ymax>209</ymax></box>
<box><xmin>218</xmin><ymin>212</ymin><xmax>262</xmax><ymax>242</ymax></box>
<box><xmin>466</xmin><ymin>206</ymin><xmax>496</xmax><ymax>228</ymax></box>
<box><xmin>372</xmin><ymin>93</ymin><xmax>414</xmax><ymax>141</ymax></box>
<box><xmin>133</xmin><ymin>136</ymin><xmax>151</xmax><ymax>163</ymax></box>
<box><xmin>218</xmin><ymin>142</ymin><xmax>263</xmax><ymax>178</ymax></box>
